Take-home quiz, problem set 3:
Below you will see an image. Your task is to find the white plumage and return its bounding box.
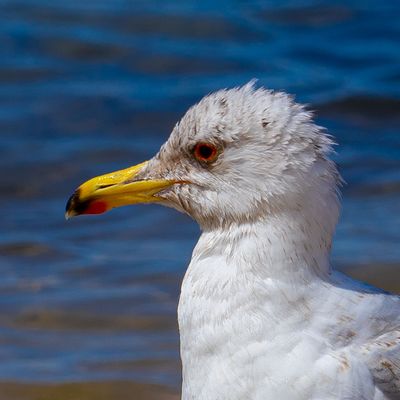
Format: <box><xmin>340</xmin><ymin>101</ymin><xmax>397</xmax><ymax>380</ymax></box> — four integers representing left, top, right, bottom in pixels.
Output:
<box><xmin>157</xmin><ymin>83</ymin><xmax>400</xmax><ymax>400</ymax></box>
<box><xmin>70</xmin><ymin>82</ymin><xmax>400</xmax><ymax>399</ymax></box>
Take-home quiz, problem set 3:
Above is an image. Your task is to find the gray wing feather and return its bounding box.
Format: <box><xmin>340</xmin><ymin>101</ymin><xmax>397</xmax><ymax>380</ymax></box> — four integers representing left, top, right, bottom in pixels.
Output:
<box><xmin>361</xmin><ymin>329</ymin><xmax>400</xmax><ymax>399</ymax></box>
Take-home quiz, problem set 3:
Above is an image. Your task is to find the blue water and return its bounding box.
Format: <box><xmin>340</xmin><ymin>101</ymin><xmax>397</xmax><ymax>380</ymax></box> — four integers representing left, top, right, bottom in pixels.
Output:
<box><xmin>0</xmin><ymin>0</ymin><xmax>399</xmax><ymax>391</ymax></box>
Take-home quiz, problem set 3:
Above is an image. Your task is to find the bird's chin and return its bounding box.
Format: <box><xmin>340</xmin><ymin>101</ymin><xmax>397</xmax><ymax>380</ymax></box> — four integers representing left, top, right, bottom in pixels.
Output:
<box><xmin>154</xmin><ymin>187</ymin><xmax>191</xmax><ymax>215</ymax></box>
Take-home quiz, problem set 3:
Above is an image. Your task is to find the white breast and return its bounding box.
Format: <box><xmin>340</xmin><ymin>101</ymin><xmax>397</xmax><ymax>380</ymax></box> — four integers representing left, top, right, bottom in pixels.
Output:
<box><xmin>177</xmin><ymin>222</ymin><xmax>399</xmax><ymax>400</ymax></box>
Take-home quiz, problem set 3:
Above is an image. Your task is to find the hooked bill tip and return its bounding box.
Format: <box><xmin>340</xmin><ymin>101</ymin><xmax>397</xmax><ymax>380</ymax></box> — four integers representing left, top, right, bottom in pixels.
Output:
<box><xmin>65</xmin><ymin>189</ymin><xmax>85</xmax><ymax>218</ymax></box>
<box><xmin>65</xmin><ymin>189</ymin><xmax>109</xmax><ymax>218</ymax></box>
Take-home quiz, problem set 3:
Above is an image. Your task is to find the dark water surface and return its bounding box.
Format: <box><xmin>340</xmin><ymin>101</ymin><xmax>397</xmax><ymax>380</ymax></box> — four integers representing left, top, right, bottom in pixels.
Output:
<box><xmin>0</xmin><ymin>0</ymin><xmax>399</xmax><ymax>398</ymax></box>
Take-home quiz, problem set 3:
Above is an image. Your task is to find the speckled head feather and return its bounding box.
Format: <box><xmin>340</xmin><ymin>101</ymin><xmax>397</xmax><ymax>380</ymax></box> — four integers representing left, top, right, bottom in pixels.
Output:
<box><xmin>142</xmin><ymin>82</ymin><xmax>340</xmax><ymax>236</ymax></box>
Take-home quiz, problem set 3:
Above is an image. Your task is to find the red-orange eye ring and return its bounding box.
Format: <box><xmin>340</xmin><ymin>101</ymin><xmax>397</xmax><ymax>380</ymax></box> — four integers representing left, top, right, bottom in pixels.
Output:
<box><xmin>193</xmin><ymin>142</ymin><xmax>218</xmax><ymax>163</ymax></box>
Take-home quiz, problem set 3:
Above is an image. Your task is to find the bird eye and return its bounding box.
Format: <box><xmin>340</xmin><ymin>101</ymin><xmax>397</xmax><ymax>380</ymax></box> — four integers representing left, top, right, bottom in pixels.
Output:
<box><xmin>193</xmin><ymin>142</ymin><xmax>218</xmax><ymax>163</ymax></box>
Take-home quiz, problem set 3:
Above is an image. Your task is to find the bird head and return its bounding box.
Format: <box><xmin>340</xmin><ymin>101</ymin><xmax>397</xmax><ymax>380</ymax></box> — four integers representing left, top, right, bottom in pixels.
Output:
<box><xmin>66</xmin><ymin>83</ymin><xmax>340</xmax><ymax>230</ymax></box>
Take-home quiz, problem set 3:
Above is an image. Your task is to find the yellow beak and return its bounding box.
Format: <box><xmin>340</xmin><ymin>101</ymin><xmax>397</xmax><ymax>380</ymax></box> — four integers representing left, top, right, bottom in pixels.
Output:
<box><xmin>65</xmin><ymin>161</ymin><xmax>177</xmax><ymax>218</ymax></box>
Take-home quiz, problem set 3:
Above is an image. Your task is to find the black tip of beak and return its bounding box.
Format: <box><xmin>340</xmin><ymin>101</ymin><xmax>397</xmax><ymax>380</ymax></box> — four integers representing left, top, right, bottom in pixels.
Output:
<box><xmin>66</xmin><ymin>190</ymin><xmax>78</xmax><ymax>214</ymax></box>
<box><xmin>65</xmin><ymin>189</ymin><xmax>90</xmax><ymax>218</ymax></box>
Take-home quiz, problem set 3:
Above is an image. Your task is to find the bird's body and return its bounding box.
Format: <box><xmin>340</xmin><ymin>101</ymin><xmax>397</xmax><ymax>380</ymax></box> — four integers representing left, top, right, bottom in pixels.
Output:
<box><xmin>180</xmin><ymin>224</ymin><xmax>400</xmax><ymax>400</ymax></box>
<box><xmin>67</xmin><ymin>83</ymin><xmax>400</xmax><ymax>399</ymax></box>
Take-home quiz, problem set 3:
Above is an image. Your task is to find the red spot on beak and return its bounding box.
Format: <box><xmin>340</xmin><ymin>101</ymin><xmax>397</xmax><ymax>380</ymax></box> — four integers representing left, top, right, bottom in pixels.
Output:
<box><xmin>83</xmin><ymin>200</ymin><xmax>108</xmax><ymax>215</ymax></box>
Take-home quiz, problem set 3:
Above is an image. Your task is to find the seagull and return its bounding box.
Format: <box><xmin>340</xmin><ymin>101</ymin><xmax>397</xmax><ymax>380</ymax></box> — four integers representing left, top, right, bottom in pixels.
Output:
<box><xmin>66</xmin><ymin>83</ymin><xmax>400</xmax><ymax>400</ymax></box>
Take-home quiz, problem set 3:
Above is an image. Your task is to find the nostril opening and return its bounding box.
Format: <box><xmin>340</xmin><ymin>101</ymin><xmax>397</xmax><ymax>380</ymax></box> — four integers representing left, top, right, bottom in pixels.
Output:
<box><xmin>97</xmin><ymin>184</ymin><xmax>114</xmax><ymax>189</ymax></box>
